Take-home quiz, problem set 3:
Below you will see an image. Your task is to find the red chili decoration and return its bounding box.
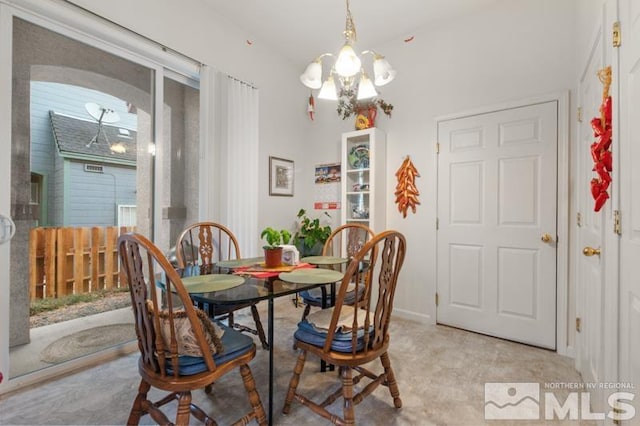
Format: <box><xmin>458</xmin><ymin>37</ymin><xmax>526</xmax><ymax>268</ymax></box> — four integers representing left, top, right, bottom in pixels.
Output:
<box><xmin>601</xmin><ymin>150</ymin><xmax>612</xmax><ymax>171</ymax></box>
<box><xmin>602</xmin><ymin>95</ymin><xmax>612</xmax><ymax>122</ymax></box>
<box><xmin>595</xmin><ymin>130</ymin><xmax>612</xmax><ymax>151</ymax></box>
<box><xmin>594</xmin><ymin>191</ymin><xmax>610</xmax><ymax>212</ymax></box>
<box><xmin>590</xmin><ymin>66</ymin><xmax>613</xmax><ymax>212</ymax></box>
<box><xmin>307</xmin><ymin>94</ymin><xmax>315</xmax><ymax>121</ymax></box>
<box><xmin>590</xmin><ymin>117</ymin><xmax>605</xmax><ymax>136</ymax></box>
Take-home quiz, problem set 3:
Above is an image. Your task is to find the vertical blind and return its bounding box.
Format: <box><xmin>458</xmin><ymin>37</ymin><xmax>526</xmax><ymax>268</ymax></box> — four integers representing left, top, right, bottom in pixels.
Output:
<box><xmin>219</xmin><ymin>74</ymin><xmax>259</xmax><ymax>256</ymax></box>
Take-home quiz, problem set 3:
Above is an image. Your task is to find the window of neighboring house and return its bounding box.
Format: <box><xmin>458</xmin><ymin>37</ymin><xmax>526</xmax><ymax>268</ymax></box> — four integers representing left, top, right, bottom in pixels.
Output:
<box><xmin>30</xmin><ymin>173</ymin><xmax>41</xmax><ymax>205</ymax></box>
<box><xmin>30</xmin><ymin>173</ymin><xmax>42</xmax><ymax>227</ymax></box>
<box><xmin>118</xmin><ymin>204</ymin><xmax>136</xmax><ymax>227</ymax></box>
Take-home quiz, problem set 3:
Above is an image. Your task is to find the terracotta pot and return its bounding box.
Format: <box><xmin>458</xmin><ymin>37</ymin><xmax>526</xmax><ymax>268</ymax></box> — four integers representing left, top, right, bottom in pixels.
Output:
<box><xmin>368</xmin><ymin>106</ymin><xmax>377</xmax><ymax>127</ymax></box>
<box><xmin>264</xmin><ymin>247</ymin><xmax>283</xmax><ymax>268</ymax></box>
<box><xmin>354</xmin><ymin>106</ymin><xmax>378</xmax><ymax>130</ymax></box>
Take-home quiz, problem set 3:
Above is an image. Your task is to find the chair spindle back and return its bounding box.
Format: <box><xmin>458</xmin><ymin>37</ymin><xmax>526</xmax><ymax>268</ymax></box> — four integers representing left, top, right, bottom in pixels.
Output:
<box><xmin>176</xmin><ymin>222</ymin><xmax>241</xmax><ymax>275</ymax></box>
<box><xmin>118</xmin><ymin>232</ymin><xmax>217</xmax><ymax>378</ymax></box>
<box><xmin>323</xmin><ymin>230</ymin><xmax>406</xmax><ymax>356</ymax></box>
<box><xmin>322</xmin><ymin>223</ymin><xmax>375</xmax><ymax>259</ymax></box>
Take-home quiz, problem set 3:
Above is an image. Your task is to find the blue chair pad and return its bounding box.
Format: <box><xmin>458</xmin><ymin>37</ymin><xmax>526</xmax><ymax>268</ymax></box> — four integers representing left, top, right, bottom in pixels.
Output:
<box><xmin>182</xmin><ymin>264</ymin><xmax>200</xmax><ymax>277</ymax></box>
<box><xmin>300</xmin><ymin>283</ymin><xmax>363</xmax><ymax>307</ymax></box>
<box><xmin>294</xmin><ymin>319</ymin><xmax>372</xmax><ymax>353</ymax></box>
<box><xmin>165</xmin><ymin>323</ymin><xmax>254</xmax><ymax>376</ymax></box>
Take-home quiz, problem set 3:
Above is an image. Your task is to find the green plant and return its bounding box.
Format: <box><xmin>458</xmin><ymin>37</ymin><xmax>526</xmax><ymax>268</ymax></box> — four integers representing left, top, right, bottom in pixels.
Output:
<box><xmin>260</xmin><ymin>227</ymin><xmax>291</xmax><ymax>249</ymax></box>
<box><xmin>336</xmin><ymin>88</ymin><xmax>394</xmax><ymax>120</ymax></box>
<box><xmin>293</xmin><ymin>208</ymin><xmax>332</xmax><ymax>255</ymax></box>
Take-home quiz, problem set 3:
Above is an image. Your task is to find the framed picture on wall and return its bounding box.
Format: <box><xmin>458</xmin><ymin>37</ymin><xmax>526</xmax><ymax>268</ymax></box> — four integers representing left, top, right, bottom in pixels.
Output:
<box><xmin>269</xmin><ymin>156</ymin><xmax>294</xmax><ymax>196</ymax></box>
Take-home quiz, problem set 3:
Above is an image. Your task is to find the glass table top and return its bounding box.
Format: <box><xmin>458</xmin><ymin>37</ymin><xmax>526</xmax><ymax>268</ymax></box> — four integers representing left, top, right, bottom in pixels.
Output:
<box><xmin>188</xmin><ymin>274</ymin><xmax>340</xmax><ymax>306</ymax></box>
<box><xmin>278</xmin><ymin>268</ymin><xmax>343</xmax><ymax>284</ymax></box>
<box><xmin>181</xmin><ymin>274</ymin><xmax>245</xmax><ymax>293</ymax></box>
<box><xmin>300</xmin><ymin>255</ymin><xmax>349</xmax><ymax>265</ymax></box>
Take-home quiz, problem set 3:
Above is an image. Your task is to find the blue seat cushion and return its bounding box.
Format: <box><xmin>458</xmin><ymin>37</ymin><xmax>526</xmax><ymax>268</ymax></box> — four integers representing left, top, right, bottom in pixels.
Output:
<box><xmin>182</xmin><ymin>264</ymin><xmax>201</xmax><ymax>277</ymax></box>
<box><xmin>165</xmin><ymin>323</ymin><xmax>254</xmax><ymax>376</ymax></box>
<box><xmin>300</xmin><ymin>283</ymin><xmax>364</xmax><ymax>307</ymax></box>
<box><xmin>294</xmin><ymin>318</ymin><xmax>372</xmax><ymax>353</ymax></box>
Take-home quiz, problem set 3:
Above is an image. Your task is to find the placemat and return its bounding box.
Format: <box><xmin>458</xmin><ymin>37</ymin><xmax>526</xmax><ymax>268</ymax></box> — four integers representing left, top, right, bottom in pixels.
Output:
<box><xmin>246</xmin><ymin>262</ymin><xmax>313</xmax><ymax>272</ymax></box>
<box><xmin>234</xmin><ymin>263</ymin><xmax>315</xmax><ymax>279</ymax></box>
<box><xmin>181</xmin><ymin>274</ymin><xmax>245</xmax><ymax>293</ymax></box>
<box><xmin>215</xmin><ymin>257</ymin><xmax>263</xmax><ymax>269</ymax></box>
<box><xmin>278</xmin><ymin>268</ymin><xmax>344</xmax><ymax>284</ymax></box>
<box><xmin>300</xmin><ymin>256</ymin><xmax>349</xmax><ymax>265</ymax></box>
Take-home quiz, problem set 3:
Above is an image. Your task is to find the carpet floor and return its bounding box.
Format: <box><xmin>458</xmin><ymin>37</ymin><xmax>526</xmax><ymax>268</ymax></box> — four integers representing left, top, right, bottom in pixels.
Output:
<box><xmin>0</xmin><ymin>298</ymin><xmax>593</xmax><ymax>425</ymax></box>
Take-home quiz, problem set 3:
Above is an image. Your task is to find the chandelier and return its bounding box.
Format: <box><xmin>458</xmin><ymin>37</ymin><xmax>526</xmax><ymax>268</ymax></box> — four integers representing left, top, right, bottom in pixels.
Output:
<box><xmin>299</xmin><ymin>0</ymin><xmax>396</xmax><ymax>101</ymax></box>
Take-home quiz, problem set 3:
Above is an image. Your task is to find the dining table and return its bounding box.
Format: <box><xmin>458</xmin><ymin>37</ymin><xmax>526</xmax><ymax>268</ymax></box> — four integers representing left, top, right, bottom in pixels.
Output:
<box><xmin>183</xmin><ymin>256</ymin><xmax>344</xmax><ymax>425</ymax></box>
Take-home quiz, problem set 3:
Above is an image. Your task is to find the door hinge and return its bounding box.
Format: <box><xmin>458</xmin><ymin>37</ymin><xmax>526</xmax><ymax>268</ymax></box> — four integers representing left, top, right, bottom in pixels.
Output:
<box><xmin>576</xmin><ymin>317</ymin><xmax>581</xmax><ymax>333</ymax></box>
<box><xmin>614</xmin><ymin>210</ymin><xmax>621</xmax><ymax>235</ymax></box>
<box><xmin>613</xmin><ymin>21</ymin><xmax>621</xmax><ymax>47</ymax></box>
<box><xmin>436</xmin><ymin>142</ymin><xmax>440</xmax><ymax>154</ymax></box>
<box><xmin>577</xmin><ymin>106</ymin><xmax>583</xmax><ymax>123</ymax></box>
<box><xmin>577</xmin><ymin>212</ymin><xmax>582</xmax><ymax>227</ymax></box>
<box><xmin>612</xmin><ymin>400</ymin><xmax>623</xmax><ymax>425</ymax></box>
<box><xmin>435</xmin><ymin>292</ymin><xmax>439</xmax><ymax>306</ymax></box>
<box><xmin>436</xmin><ymin>217</ymin><xmax>439</xmax><ymax>230</ymax></box>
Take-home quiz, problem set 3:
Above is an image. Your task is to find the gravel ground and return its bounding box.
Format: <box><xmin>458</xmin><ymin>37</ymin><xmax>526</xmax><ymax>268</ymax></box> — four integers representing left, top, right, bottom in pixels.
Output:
<box><xmin>30</xmin><ymin>292</ymin><xmax>132</xmax><ymax>328</ymax></box>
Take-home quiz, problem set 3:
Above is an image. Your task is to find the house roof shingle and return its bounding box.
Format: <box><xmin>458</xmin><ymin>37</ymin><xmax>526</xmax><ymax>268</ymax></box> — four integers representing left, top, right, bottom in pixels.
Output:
<box><xmin>49</xmin><ymin>111</ymin><xmax>137</xmax><ymax>165</ymax></box>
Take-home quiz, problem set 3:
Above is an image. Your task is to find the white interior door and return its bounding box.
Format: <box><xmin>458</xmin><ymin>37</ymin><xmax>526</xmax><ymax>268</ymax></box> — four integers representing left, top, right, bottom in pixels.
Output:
<box><xmin>618</xmin><ymin>0</ymin><xmax>640</xmax><ymax>419</ymax></box>
<box><xmin>575</xmin><ymin>0</ymin><xmax>621</xmax><ymax>418</ymax></box>
<box><xmin>576</xmin><ymin>15</ymin><xmax>606</xmax><ymax>404</ymax></box>
<box><xmin>436</xmin><ymin>101</ymin><xmax>558</xmax><ymax>349</ymax></box>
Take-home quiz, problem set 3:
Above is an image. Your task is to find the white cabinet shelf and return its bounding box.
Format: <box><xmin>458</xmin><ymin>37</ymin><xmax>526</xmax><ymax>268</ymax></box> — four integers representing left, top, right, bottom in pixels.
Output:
<box><xmin>341</xmin><ymin>128</ymin><xmax>386</xmax><ymax>233</ymax></box>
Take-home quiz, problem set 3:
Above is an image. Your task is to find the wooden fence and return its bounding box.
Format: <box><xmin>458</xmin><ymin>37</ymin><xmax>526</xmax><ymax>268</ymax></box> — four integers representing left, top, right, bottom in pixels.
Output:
<box><xmin>29</xmin><ymin>226</ymin><xmax>135</xmax><ymax>300</ymax></box>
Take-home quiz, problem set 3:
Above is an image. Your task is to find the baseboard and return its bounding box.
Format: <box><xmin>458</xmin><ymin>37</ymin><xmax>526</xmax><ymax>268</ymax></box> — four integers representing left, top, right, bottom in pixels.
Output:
<box><xmin>393</xmin><ymin>308</ymin><xmax>433</xmax><ymax>324</ymax></box>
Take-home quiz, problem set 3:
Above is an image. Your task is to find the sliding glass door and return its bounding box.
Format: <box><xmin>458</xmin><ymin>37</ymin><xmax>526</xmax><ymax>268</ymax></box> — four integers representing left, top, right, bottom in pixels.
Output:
<box><xmin>0</xmin><ymin>2</ymin><xmax>201</xmax><ymax>393</ymax></box>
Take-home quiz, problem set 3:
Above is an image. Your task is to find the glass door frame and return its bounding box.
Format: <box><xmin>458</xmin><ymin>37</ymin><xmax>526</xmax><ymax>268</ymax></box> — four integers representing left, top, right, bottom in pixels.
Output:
<box><xmin>0</xmin><ymin>0</ymin><xmax>205</xmax><ymax>394</ymax></box>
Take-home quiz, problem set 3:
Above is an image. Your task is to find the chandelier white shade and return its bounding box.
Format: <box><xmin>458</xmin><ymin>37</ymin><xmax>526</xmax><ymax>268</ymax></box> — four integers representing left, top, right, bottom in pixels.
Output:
<box><xmin>300</xmin><ymin>0</ymin><xmax>396</xmax><ymax>101</ymax></box>
<box><xmin>318</xmin><ymin>75</ymin><xmax>339</xmax><ymax>100</ymax></box>
<box><xmin>372</xmin><ymin>55</ymin><xmax>396</xmax><ymax>86</ymax></box>
<box><xmin>334</xmin><ymin>44</ymin><xmax>361</xmax><ymax>77</ymax></box>
<box><xmin>356</xmin><ymin>71</ymin><xmax>377</xmax><ymax>100</ymax></box>
<box><xmin>299</xmin><ymin>60</ymin><xmax>322</xmax><ymax>89</ymax></box>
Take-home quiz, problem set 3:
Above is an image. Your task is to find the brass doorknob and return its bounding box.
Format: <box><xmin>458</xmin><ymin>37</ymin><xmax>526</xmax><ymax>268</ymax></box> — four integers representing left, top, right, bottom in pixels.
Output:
<box><xmin>541</xmin><ymin>233</ymin><xmax>553</xmax><ymax>243</ymax></box>
<box><xmin>582</xmin><ymin>246</ymin><xmax>601</xmax><ymax>257</ymax></box>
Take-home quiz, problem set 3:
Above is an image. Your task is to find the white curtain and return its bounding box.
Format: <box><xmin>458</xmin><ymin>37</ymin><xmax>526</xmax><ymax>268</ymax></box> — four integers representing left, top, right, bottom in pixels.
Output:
<box><xmin>217</xmin><ymin>73</ymin><xmax>259</xmax><ymax>257</ymax></box>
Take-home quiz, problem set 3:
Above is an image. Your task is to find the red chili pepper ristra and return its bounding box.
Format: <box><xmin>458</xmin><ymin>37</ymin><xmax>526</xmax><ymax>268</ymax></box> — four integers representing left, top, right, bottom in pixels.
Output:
<box><xmin>590</xmin><ymin>92</ymin><xmax>613</xmax><ymax>212</ymax></box>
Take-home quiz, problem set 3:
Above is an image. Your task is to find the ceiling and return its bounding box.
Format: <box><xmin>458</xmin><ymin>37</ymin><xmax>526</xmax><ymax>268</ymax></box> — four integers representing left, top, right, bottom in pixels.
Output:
<box><xmin>204</xmin><ymin>0</ymin><xmax>499</xmax><ymax>70</ymax></box>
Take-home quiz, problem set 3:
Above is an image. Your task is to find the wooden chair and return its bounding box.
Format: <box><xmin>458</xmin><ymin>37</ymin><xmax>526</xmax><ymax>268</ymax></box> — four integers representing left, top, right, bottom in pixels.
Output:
<box><xmin>175</xmin><ymin>222</ymin><xmax>269</xmax><ymax>349</ymax></box>
<box><xmin>118</xmin><ymin>232</ymin><xmax>266</xmax><ymax>426</ymax></box>
<box><xmin>283</xmin><ymin>230</ymin><xmax>407</xmax><ymax>425</ymax></box>
<box><xmin>299</xmin><ymin>223</ymin><xmax>375</xmax><ymax>321</ymax></box>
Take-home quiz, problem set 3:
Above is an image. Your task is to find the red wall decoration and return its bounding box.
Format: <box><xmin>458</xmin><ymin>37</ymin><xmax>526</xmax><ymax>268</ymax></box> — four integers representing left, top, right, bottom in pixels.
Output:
<box><xmin>394</xmin><ymin>156</ymin><xmax>421</xmax><ymax>218</ymax></box>
<box><xmin>590</xmin><ymin>66</ymin><xmax>613</xmax><ymax>212</ymax></box>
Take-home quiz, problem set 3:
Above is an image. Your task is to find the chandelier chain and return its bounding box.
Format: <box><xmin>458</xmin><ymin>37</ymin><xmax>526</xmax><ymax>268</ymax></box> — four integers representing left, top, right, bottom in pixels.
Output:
<box><xmin>344</xmin><ymin>0</ymin><xmax>357</xmax><ymax>42</ymax></box>
<box><xmin>298</xmin><ymin>0</ymin><xmax>396</xmax><ymax>105</ymax></box>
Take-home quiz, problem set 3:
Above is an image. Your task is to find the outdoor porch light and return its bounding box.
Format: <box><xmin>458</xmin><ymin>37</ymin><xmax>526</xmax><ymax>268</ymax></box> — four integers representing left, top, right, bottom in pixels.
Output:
<box><xmin>299</xmin><ymin>0</ymin><xmax>396</xmax><ymax>101</ymax></box>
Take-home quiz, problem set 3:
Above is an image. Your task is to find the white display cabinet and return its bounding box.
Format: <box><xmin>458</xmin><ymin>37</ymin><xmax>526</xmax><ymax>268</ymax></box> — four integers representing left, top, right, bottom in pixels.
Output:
<box><xmin>341</xmin><ymin>128</ymin><xmax>386</xmax><ymax>233</ymax></box>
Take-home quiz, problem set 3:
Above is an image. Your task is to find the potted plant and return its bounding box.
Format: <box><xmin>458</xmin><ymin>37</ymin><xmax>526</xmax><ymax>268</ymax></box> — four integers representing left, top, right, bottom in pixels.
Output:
<box><xmin>293</xmin><ymin>209</ymin><xmax>332</xmax><ymax>257</ymax></box>
<box><xmin>260</xmin><ymin>227</ymin><xmax>292</xmax><ymax>268</ymax></box>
